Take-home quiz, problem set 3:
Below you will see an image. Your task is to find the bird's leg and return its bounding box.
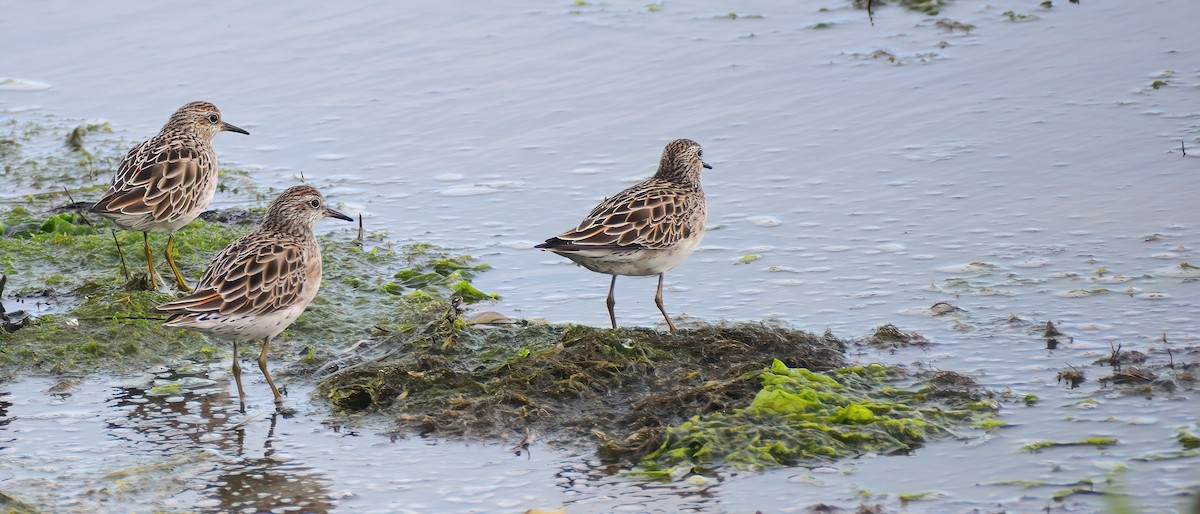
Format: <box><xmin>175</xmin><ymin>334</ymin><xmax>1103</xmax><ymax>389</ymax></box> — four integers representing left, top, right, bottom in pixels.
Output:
<box><xmin>141</xmin><ymin>231</ymin><xmax>158</xmax><ymax>289</ymax></box>
<box><xmin>111</xmin><ymin>230</ymin><xmax>130</xmax><ymax>281</ymax></box>
<box><xmin>259</xmin><ymin>338</ymin><xmax>284</xmax><ymax>405</ymax></box>
<box><xmin>142</xmin><ymin>232</ymin><xmax>158</xmax><ymax>289</ymax></box>
<box><xmin>655</xmin><ymin>273</ymin><xmax>677</xmax><ymax>333</ymax></box>
<box><xmin>164</xmin><ymin>234</ymin><xmax>192</xmax><ymax>292</ymax></box>
<box><xmin>231</xmin><ymin>340</ymin><xmax>246</xmax><ymax>402</ymax></box>
<box><xmin>606</xmin><ymin>275</ymin><xmax>618</xmax><ymax>329</ymax></box>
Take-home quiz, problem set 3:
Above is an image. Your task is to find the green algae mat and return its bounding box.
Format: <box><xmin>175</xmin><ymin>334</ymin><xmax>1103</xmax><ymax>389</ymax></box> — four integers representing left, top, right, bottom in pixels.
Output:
<box><xmin>305</xmin><ymin>315</ymin><xmax>997</xmax><ymax>475</ymax></box>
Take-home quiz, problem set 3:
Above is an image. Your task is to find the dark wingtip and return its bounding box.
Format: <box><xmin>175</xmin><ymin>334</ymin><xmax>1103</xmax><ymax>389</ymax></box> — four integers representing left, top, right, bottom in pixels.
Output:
<box><xmin>87</xmin><ymin>200</ymin><xmax>111</xmax><ymax>214</ymax></box>
<box><xmin>535</xmin><ymin>237</ymin><xmax>567</xmax><ymax>249</ymax></box>
<box><xmin>158</xmin><ymin>313</ymin><xmax>187</xmax><ymax>327</ymax></box>
<box><xmin>152</xmin><ymin>300</ymin><xmax>180</xmax><ymax>315</ymax></box>
<box><xmin>534</xmin><ymin>238</ymin><xmax>635</xmax><ymax>252</ymax></box>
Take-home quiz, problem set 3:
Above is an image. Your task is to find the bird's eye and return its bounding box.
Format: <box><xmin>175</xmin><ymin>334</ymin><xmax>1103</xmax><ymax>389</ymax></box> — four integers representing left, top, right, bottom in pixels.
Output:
<box><xmin>697</xmin><ymin>150</ymin><xmax>704</xmax><ymax>158</ymax></box>
<box><xmin>309</xmin><ymin>199</ymin><xmax>321</xmax><ymax>208</ymax></box>
<box><xmin>207</xmin><ymin>114</ymin><xmax>219</xmax><ymax>124</ymax></box>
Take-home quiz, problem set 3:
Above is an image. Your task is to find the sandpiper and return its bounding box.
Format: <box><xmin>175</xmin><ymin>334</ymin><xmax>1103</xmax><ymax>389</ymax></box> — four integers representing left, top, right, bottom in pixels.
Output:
<box><xmin>156</xmin><ymin>185</ymin><xmax>353</xmax><ymax>406</ymax></box>
<box><xmin>536</xmin><ymin>139</ymin><xmax>711</xmax><ymax>332</ymax></box>
<box><xmin>91</xmin><ymin>101</ymin><xmax>249</xmax><ymax>291</ymax></box>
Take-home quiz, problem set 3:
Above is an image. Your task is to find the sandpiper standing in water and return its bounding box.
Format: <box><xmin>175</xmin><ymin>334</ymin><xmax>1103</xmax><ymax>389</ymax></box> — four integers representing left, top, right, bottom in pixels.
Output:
<box><xmin>536</xmin><ymin>139</ymin><xmax>711</xmax><ymax>332</ymax></box>
<box><xmin>91</xmin><ymin>101</ymin><xmax>249</xmax><ymax>291</ymax></box>
<box><xmin>156</xmin><ymin>185</ymin><xmax>353</xmax><ymax>407</ymax></box>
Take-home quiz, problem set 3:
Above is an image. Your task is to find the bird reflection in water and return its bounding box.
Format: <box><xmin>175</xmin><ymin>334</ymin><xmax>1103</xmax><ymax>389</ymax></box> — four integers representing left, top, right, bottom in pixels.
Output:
<box><xmin>106</xmin><ymin>364</ymin><xmax>335</xmax><ymax>513</ymax></box>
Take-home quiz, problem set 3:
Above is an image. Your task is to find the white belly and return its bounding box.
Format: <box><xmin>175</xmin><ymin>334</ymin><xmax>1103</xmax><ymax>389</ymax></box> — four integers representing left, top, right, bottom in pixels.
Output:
<box><xmin>102</xmin><ymin>208</ymin><xmax>205</xmax><ymax>233</ymax></box>
<box><xmin>555</xmin><ymin>236</ymin><xmax>702</xmax><ymax>276</ymax></box>
<box><xmin>183</xmin><ymin>302</ymin><xmax>310</xmax><ymax>341</ymax></box>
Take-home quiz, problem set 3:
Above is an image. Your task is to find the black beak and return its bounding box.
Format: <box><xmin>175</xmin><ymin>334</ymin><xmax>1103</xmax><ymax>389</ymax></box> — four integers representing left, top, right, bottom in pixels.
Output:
<box><xmin>221</xmin><ymin>122</ymin><xmax>250</xmax><ymax>135</ymax></box>
<box><xmin>325</xmin><ymin>207</ymin><xmax>354</xmax><ymax>222</ymax></box>
<box><xmin>702</xmin><ymin>161</ymin><xmax>713</xmax><ymax>170</ymax></box>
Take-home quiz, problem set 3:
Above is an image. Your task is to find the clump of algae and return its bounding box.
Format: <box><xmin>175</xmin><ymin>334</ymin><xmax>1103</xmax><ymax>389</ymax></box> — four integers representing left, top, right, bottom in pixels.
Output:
<box><xmin>0</xmin><ymin>490</ymin><xmax>39</xmax><ymax>514</ymax></box>
<box><xmin>635</xmin><ymin>361</ymin><xmax>991</xmax><ymax>478</ymax></box>
<box><xmin>313</xmin><ymin>318</ymin><xmax>847</xmax><ymax>431</ymax></box>
<box><xmin>1021</xmin><ymin>438</ymin><xmax>1119</xmax><ymax>453</ymax></box>
<box><xmin>312</xmin><ymin>308</ymin><xmax>994</xmax><ymax>475</ymax></box>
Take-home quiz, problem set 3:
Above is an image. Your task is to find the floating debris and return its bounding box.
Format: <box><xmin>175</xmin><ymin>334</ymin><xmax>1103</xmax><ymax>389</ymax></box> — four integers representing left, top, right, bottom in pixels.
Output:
<box><xmin>737</xmin><ymin>254</ymin><xmax>761</xmax><ymax>264</ymax></box>
<box><xmin>866</xmin><ymin>323</ymin><xmax>929</xmax><ymax>348</ymax></box>
<box><xmin>1062</xmin><ymin>288</ymin><xmax>1111</xmax><ymax>297</ymax></box>
<box><xmin>1057</xmin><ymin>366</ymin><xmax>1086</xmax><ymax>389</ymax></box>
<box><xmin>928</xmin><ymin>301</ymin><xmax>960</xmax><ymax>316</ymax></box>
<box><xmin>0</xmin><ymin>274</ymin><xmax>32</xmax><ymax>334</ymax></box>
<box><xmin>1044</xmin><ymin>320</ymin><xmax>1065</xmax><ymax>349</ymax></box>
<box><xmin>1157</xmin><ymin>262</ymin><xmax>1200</xmax><ymax>279</ymax></box>
<box><xmin>1021</xmin><ymin>438</ymin><xmax>1118</xmax><ymax>453</ymax></box>
<box><xmin>0</xmin><ymin>77</ymin><xmax>52</xmax><ymax>91</ymax></box>
<box><xmin>933</xmin><ymin>19</ymin><xmax>974</xmax><ymax>33</ymax></box>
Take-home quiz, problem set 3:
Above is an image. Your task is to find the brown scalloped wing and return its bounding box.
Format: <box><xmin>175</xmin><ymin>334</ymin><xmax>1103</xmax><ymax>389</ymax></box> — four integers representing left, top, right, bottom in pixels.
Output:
<box><xmin>552</xmin><ymin>180</ymin><xmax>694</xmax><ymax>249</ymax></box>
<box><xmin>92</xmin><ymin>141</ymin><xmax>208</xmax><ymax>222</ymax></box>
<box><xmin>158</xmin><ymin>234</ymin><xmax>308</xmax><ymax>318</ymax></box>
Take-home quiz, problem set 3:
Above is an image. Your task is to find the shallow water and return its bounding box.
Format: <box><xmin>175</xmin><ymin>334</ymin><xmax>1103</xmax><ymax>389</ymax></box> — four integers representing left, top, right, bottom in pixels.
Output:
<box><xmin>3</xmin><ymin>0</ymin><xmax>1200</xmax><ymax>512</ymax></box>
